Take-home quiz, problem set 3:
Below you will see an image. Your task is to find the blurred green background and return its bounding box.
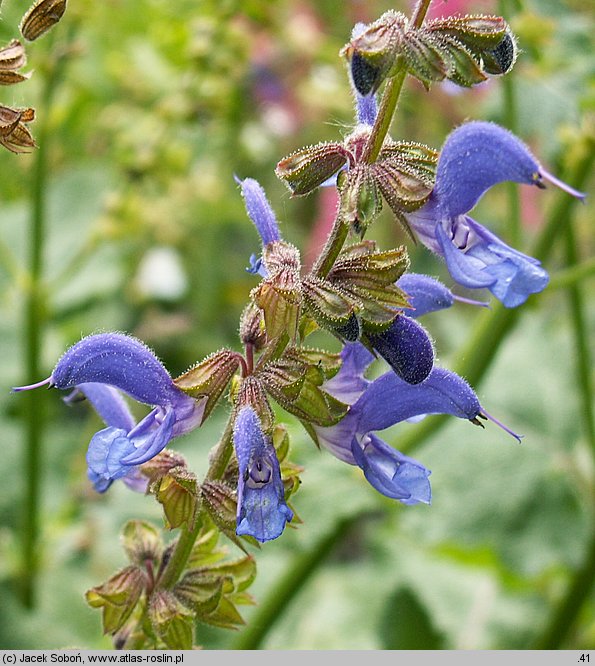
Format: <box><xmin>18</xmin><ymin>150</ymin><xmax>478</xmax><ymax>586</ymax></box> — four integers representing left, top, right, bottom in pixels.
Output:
<box><xmin>0</xmin><ymin>0</ymin><xmax>593</xmax><ymax>650</ymax></box>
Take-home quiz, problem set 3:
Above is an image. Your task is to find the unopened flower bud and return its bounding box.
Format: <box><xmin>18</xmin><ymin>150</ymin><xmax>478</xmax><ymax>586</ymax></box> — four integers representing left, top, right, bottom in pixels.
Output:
<box><xmin>121</xmin><ymin>520</ymin><xmax>163</xmax><ymax>567</ymax></box>
<box><xmin>239</xmin><ymin>302</ymin><xmax>266</xmax><ymax>350</ymax></box>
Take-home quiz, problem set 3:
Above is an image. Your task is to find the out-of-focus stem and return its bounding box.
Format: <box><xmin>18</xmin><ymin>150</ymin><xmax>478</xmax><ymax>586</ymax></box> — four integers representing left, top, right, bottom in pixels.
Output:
<box><xmin>562</xmin><ymin>212</ymin><xmax>595</xmax><ymax>451</ymax></box>
<box><xmin>499</xmin><ymin>1</ymin><xmax>521</xmax><ymax>247</ymax></box>
<box><xmin>532</xmin><ymin>528</ymin><xmax>595</xmax><ymax>649</ymax></box>
<box><xmin>19</xmin><ymin>45</ymin><xmax>63</xmax><ymax>609</ymax></box>
<box><xmin>548</xmin><ymin>257</ymin><xmax>595</xmax><ymax>290</ymax></box>
<box><xmin>232</xmin><ymin>513</ymin><xmax>368</xmax><ymax>650</ymax></box>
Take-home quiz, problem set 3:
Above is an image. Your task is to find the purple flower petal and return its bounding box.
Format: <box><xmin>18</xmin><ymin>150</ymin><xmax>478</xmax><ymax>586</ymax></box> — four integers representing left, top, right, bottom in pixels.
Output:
<box><xmin>237</xmin><ymin>177</ymin><xmax>281</xmax><ymax>246</ymax></box>
<box><xmin>434</xmin><ymin>121</ymin><xmax>544</xmax><ymax>218</ymax></box>
<box><xmin>397</xmin><ymin>273</ymin><xmax>455</xmax><ymax>317</ymax></box>
<box><xmin>77</xmin><ymin>383</ymin><xmax>136</xmax><ymax>431</ymax></box>
<box><xmin>356</xmin><ymin>92</ymin><xmax>378</xmax><ymax>126</ymax></box>
<box><xmin>86</xmin><ymin>427</ymin><xmax>136</xmax><ymax>484</ymax></box>
<box><xmin>234</xmin><ymin>406</ymin><xmax>292</xmax><ymax>542</ymax></box>
<box><xmin>120</xmin><ymin>407</ymin><xmax>176</xmax><ymax>465</ymax></box>
<box><xmin>436</xmin><ymin>216</ymin><xmax>549</xmax><ymax>307</ymax></box>
<box><xmin>51</xmin><ymin>333</ymin><xmax>183</xmax><ymax>407</ymax></box>
<box><xmin>351</xmin><ymin>433</ymin><xmax>431</xmax><ymax>504</ymax></box>
<box><xmin>355</xmin><ymin>366</ymin><xmax>481</xmax><ymax>436</ymax></box>
<box><xmin>322</xmin><ymin>342</ymin><xmax>374</xmax><ymax>405</ymax></box>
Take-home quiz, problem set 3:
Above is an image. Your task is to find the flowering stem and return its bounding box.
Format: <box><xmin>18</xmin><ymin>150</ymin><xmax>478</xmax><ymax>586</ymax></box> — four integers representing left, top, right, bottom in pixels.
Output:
<box><xmin>361</xmin><ymin>0</ymin><xmax>432</xmax><ymax>165</ymax></box>
<box><xmin>361</xmin><ymin>68</ymin><xmax>407</xmax><ymax>165</ymax></box>
<box><xmin>312</xmin><ymin>218</ymin><xmax>349</xmax><ymax>279</ymax></box>
<box><xmin>313</xmin><ymin>0</ymin><xmax>435</xmax><ymax>279</ymax></box>
<box><xmin>157</xmin><ymin>415</ymin><xmax>235</xmax><ymax>590</ymax></box>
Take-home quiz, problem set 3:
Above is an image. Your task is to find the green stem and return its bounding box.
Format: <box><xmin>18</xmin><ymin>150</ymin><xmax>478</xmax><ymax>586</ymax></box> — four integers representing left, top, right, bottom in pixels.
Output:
<box><xmin>360</xmin><ymin>0</ymin><xmax>432</xmax><ymax>165</ymax></box>
<box><xmin>548</xmin><ymin>257</ymin><xmax>595</xmax><ymax>291</ymax></box>
<box><xmin>499</xmin><ymin>1</ymin><xmax>521</xmax><ymax>248</ymax></box>
<box><xmin>312</xmin><ymin>218</ymin><xmax>349</xmax><ymax>279</ymax></box>
<box><xmin>0</xmin><ymin>236</ymin><xmax>22</xmax><ymax>283</ymax></box>
<box><xmin>411</xmin><ymin>0</ymin><xmax>435</xmax><ymax>29</ymax></box>
<box><xmin>232</xmin><ymin>513</ymin><xmax>367</xmax><ymax>650</ymax></box>
<box><xmin>157</xmin><ymin>416</ymin><xmax>235</xmax><ymax>590</ymax></box>
<box><xmin>562</xmin><ymin>208</ymin><xmax>595</xmax><ymax>451</ymax></box>
<box><xmin>361</xmin><ymin>68</ymin><xmax>407</xmax><ymax>165</ymax></box>
<box><xmin>532</xmin><ymin>527</ymin><xmax>595</xmax><ymax>649</ymax></box>
<box><xmin>19</xmin><ymin>47</ymin><xmax>64</xmax><ymax>609</ymax></box>
<box><xmin>314</xmin><ymin>0</ymin><xmax>434</xmax><ymax>278</ymax></box>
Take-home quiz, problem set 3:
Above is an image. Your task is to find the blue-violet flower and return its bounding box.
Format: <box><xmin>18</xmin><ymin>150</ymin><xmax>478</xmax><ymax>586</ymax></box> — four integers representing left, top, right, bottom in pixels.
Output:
<box><xmin>233</xmin><ymin>406</ymin><xmax>293</xmax><ymax>542</ymax></box>
<box><xmin>316</xmin><ymin>343</ymin><xmax>521</xmax><ymax>503</ymax></box>
<box><xmin>13</xmin><ymin>333</ymin><xmax>205</xmax><ymax>492</ymax></box>
<box><xmin>406</xmin><ymin>121</ymin><xmax>585</xmax><ymax>307</ymax></box>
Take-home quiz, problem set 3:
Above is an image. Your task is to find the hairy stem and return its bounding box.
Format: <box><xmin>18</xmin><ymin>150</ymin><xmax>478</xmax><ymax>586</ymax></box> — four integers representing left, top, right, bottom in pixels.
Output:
<box><xmin>312</xmin><ymin>217</ymin><xmax>349</xmax><ymax>279</ymax></box>
<box><xmin>314</xmin><ymin>0</ymin><xmax>433</xmax><ymax>279</ymax></box>
<box><xmin>157</xmin><ymin>416</ymin><xmax>235</xmax><ymax>590</ymax></box>
<box><xmin>361</xmin><ymin>68</ymin><xmax>407</xmax><ymax>165</ymax></box>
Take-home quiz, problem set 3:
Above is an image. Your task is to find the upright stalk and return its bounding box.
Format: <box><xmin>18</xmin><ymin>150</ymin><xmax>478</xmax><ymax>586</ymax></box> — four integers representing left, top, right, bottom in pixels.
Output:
<box><xmin>314</xmin><ymin>0</ymin><xmax>433</xmax><ymax>277</ymax></box>
<box><xmin>20</xmin><ymin>47</ymin><xmax>62</xmax><ymax>609</ymax></box>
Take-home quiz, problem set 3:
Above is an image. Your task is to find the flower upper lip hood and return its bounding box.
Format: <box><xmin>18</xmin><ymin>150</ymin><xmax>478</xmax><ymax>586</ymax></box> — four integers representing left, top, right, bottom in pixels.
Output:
<box><xmin>51</xmin><ymin>332</ymin><xmax>185</xmax><ymax>408</ymax></box>
<box><xmin>406</xmin><ymin>121</ymin><xmax>585</xmax><ymax>308</ymax></box>
<box><xmin>47</xmin><ymin>332</ymin><xmax>203</xmax><ymax>437</ymax></box>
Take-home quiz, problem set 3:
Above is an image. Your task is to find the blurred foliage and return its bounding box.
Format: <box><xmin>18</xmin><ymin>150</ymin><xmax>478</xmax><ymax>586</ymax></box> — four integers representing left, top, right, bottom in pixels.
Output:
<box><xmin>0</xmin><ymin>0</ymin><xmax>593</xmax><ymax>651</ymax></box>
